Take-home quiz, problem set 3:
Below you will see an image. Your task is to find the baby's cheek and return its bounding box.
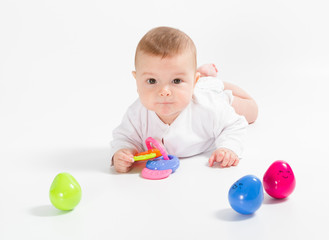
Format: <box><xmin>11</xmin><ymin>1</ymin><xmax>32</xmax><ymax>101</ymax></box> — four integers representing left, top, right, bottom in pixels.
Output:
<box><xmin>139</xmin><ymin>96</ymin><xmax>154</xmax><ymax>110</ymax></box>
<box><xmin>179</xmin><ymin>90</ymin><xmax>193</xmax><ymax>104</ymax></box>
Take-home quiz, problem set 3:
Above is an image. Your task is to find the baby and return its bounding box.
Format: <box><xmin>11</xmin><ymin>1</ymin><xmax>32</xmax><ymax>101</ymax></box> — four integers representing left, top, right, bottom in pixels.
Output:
<box><xmin>110</xmin><ymin>27</ymin><xmax>258</xmax><ymax>173</ymax></box>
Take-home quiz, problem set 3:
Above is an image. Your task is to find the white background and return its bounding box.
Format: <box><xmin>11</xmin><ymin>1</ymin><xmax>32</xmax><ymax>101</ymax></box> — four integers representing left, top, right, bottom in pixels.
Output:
<box><xmin>1</xmin><ymin>0</ymin><xmax>329</xmax><ymax>239</ymax></box>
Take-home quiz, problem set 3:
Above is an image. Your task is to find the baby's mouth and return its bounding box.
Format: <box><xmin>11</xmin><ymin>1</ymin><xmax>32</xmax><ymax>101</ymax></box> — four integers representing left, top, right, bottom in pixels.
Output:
<box><xmin>158</xmin><ymin>102</ymin><xmax>174</xmax><ymax>104</ymax></box>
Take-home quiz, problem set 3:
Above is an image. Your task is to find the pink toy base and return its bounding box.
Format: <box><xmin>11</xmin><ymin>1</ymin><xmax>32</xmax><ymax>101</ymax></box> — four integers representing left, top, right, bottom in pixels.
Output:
<box><xmin>141</xmin><ymin>168</ymin><xmax>172</xmax><ymax>180</ymax></box>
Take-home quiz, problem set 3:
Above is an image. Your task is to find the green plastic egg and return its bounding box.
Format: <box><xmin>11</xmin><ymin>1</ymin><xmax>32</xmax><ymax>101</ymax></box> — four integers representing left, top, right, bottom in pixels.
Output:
<box><xmin>49</xmin><ymin>173</ymin><xmax>82</xmax><ymax>211</ymax></box>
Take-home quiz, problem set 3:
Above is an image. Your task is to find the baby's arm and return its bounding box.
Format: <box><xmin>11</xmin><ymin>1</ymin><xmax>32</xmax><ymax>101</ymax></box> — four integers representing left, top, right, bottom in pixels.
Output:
<box><xmin>110</xmin><ymin>102</ymin><xmax>144</xmax><ymax>172</ymax></box>
<box><xmin>210</xmin><ymin>102</ymin><xmax>248</xmax><ymax>168</ymax></box>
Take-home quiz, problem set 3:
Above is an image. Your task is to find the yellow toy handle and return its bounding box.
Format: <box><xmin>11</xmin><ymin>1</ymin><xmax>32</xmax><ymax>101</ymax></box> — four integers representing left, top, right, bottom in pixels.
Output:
<box><xmin>133</xmin><ymin>153</ymin><xmax>156</xmax><ymax>161</ymax></box>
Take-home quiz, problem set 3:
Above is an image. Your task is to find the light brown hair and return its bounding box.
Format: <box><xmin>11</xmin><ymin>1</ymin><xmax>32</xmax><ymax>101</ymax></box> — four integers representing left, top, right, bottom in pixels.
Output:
<box><xmin>135</xmin><ymin>26</ymin><xmax>197</xmax><ymax>69</ymax></box>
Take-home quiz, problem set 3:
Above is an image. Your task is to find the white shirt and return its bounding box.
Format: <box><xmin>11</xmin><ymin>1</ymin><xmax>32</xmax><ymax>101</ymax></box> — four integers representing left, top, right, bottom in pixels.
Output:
<box><xmin>109</xmin><ymin>77</ymin><xmax>248</xmax><ymax>162</ymax></box>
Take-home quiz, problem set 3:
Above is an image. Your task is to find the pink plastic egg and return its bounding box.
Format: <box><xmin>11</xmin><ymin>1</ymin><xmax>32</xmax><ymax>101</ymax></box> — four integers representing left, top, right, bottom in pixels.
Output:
<box><xmin>263</xmin><ymin>160</ymin><xmax>296</xmax><ymax>199</ymax></box>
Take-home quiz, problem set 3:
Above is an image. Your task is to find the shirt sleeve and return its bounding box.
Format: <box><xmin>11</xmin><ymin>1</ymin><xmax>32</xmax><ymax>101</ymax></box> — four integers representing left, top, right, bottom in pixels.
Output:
<box><xmin>109</xmin><ymin>101</ymin><xmax>145</xmax><ymax>165</ymax></box>
<box><xmin>213</xmin><ymin>102</ymin><xmax>248</xmax><ymax>158</ymax></box>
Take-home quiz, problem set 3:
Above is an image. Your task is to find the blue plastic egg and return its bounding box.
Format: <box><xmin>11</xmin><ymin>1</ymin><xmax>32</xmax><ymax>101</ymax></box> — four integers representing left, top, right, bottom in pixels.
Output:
<box><xmin>228</xmin><ymin>175</ymin><xmax>264</xmax><ymax>215</ymax></box>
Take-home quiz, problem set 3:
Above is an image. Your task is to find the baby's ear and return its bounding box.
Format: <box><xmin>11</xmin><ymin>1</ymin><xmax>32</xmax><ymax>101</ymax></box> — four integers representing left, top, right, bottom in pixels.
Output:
<box><xmin>132</xmin><ymin>71</ymin><xmax>137</xmax><ymax>80</ymax></box>
<box><xmin>194</xmin><ymin>72</ymin><xmax>200</xmax><ymax>85</ymax></box>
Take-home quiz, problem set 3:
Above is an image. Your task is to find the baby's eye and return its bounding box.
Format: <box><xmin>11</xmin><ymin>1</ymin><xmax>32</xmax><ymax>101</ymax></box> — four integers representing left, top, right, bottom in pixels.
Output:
<box><xmin>147</xmin><ymin>78</ymin><xmax>157</xmax><ymax>84</ymax></box>
<box><xmin>172</xmin><ymin>79</ymin><xmax>182</xmax><ymax>84</ymax></box>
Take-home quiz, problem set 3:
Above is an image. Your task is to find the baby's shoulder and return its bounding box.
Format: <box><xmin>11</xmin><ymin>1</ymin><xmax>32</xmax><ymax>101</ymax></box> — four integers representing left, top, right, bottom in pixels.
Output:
<box><xmin>126</xmin><ymin>99</ymin><xmax>148</xmax><ymax>117</ymax></box>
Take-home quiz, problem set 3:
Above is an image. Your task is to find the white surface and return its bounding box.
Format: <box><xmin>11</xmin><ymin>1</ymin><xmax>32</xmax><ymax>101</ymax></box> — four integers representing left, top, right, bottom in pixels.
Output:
<box><xmin>1</xmin><ymin>0</ymin><xmax>329</xmax><ymax>239</ymax></box>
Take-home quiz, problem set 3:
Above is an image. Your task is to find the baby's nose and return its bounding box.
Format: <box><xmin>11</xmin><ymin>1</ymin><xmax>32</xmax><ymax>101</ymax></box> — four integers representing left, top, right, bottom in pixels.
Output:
<box><xmin>159</xmin><ymin>87</ymin><xmax>171</xmax><ymax>96</ymax></box>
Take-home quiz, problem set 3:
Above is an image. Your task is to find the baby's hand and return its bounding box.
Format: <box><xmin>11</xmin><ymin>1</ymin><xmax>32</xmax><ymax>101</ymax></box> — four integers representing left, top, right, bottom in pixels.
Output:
<box><xmin>209</xmin><ymin>148</ymin><xmax>239</xmax><ymax>168</ymax></box>
<box><xmin>113</xmin><ymin>149</ymin><xmax>136</xmax><ymax>173</ymax></box>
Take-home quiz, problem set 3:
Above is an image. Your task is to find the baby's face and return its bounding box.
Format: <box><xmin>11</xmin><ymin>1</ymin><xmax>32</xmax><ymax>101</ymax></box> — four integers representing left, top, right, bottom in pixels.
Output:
<box><xmin>133</xmin><ymin>51</ymin><xmax>199</xmax><ymax>125</ymax></box>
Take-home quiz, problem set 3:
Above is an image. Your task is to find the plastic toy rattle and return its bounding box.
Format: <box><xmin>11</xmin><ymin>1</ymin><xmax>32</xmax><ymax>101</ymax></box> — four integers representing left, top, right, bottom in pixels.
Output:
<box><xmin>145</xmin><ymin>137</ymin><xmax>169</xmax><ymax>160</ymax></box>
<box><xmin>136</xmin><ymin>137</ymin><xmax>179</xmax><ymax>180</ymax></box>
<box><xmin>133</xmin><ymin>148</ymin><xmax>161</xmax><ymax>161</ymax></box>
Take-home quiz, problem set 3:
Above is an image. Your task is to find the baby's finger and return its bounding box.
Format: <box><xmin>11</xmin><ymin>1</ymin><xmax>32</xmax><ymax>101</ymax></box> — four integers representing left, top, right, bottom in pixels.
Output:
<box><xmin>212</xmin><ymin>64</ymin><xmax>218</xmax><ymax>73</ymax></box>
<box><xmin>115</xmin><ymin>164</ymin><xmax>128</xmax><ymax>173</ymax></box>
<box><xmin>233</xmin><ymin>158</ymin><xmax>240</xmax><ymax>166</ymax></box>
<box><xmin>122</xmin><ymin>149</ymin><xmax>136</xmax><ymax>157</ymax></box>
<box><xmin>209</xmin><ymin>154</ymin><xmax>215</xmax><ymax>167</ymax></box>
<box><xmin>220</xmin><ymin>152</ymin><xmax>230</xmax><ymax>167</ymax></box>
<box><xmin>215</xmin><ymin>151</ymin><xmax>225</xmax><ymax>163</ymax></box>
<box><xmin>227</xmin><ymin>156</ymin><xmax>236</xmax><ymax>167</ymax></box>
<box><xmin>115</xmin><ymin>160</ymin><xmax>134</xmax><ymax>172</ymax></box>
<box><xmin>117</xmin><ymin>160</ymin><xmax>133</xmax><ymax>168</ymax></box>
<box><xmin>117</xmin><ymin>166</ymin><xmax>131</xmax><ymax>173</ymax></box>
<box><xmin>118</xmin><ymin>152</ymin><xmax>134</xmax><ymax>163</ymax></box>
